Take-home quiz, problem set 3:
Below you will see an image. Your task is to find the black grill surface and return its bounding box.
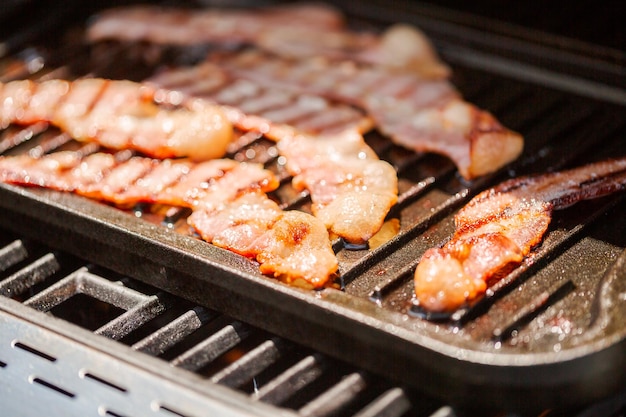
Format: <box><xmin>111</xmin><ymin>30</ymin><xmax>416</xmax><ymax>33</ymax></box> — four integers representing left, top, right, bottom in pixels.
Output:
<box><xmin>0</xmin><ymin>0</ymin><xmax>625</xmax><ymax>414</ymax></box>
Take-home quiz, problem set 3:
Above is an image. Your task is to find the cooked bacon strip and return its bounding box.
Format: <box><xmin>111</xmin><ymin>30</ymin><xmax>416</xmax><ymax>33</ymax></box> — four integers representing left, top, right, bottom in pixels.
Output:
<box><xmin>414</xmin><ymin>157</ymin><xmax>626</xmax><ymax>314</ymax></box>
<box><xmin>189</xmin><ymin>192</ymin><xmax>338</xmax><ymax>288</ymax></box>
<box><xmin>0</xmin><ymin>78</ymin><xmax>233</xmax><ymax>160</ymax></box>
<box><xmin>278</xmin><ymin>129</ymin><xmax>398</xmax><ymax>245</ymax></box>
<box><xmin>147</xmin><ymin>64</ymin><xmax>394</xmax><ymax>244</ymax></box>
<box><xmin>215</xmin><ymin>51</ymin><xmax>523</xmax><ymax>179</ymax></box>
<box><xmin>146</xmin><ymin>62</ymin><xmax>373</xmax><ymax>139</ymax></box>
<box><xmin>86</xmin><ymin>5</ymin><xmax>448</xmax><ymax>77</ymax></box>
<box><xmin>257</xmin><ymin>24</ymin><xmax>450</xmax><ymax>78</ymax></box>
<box><xmin>87</xmin><ymin>4</ymin><xmax>345</xmax><ymax>45</ymax></box>
<box><xmin>0</xmin><ymin>152</ymin><xmax>338</xmax><ymax>287</ymax></box>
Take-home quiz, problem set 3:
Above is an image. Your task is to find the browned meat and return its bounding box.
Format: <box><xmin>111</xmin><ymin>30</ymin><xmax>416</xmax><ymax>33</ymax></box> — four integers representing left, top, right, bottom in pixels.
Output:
<box><xmin>414</xmin><ymin>157</ymin><xmax>626</xmax><ymax>313</ymax></box>
<box><xmin>0</xmin><ymin>78</ymin><xmax>233</xmax><ymax>160</ymax></box>
<box><xmin>278</xmin><ymin>129</ymin><xmax>398</xmax><ymax>245</ymax></box>
<box><xmin>0</xmin><ymin>151</ymin><xmax>338</xmax><ymax>287</ymax></box>
<box><xmin>86</xmin><ymin>5</ymin><xmax>449</xmax><ymax>77</ymax></box>
<box><xmin>87</xmin><ymin>3</ymin><xmax>345</xmax><ymax>45</ymax></box>
<box><xmin>146</xmin><ymin>62</ymin><xmax>373</xmax><ymax>139</ymax></box>
<box><xmin>147</xmin><ymin>64</ymin><xmax>395</xmax><ymax>244</ymax></box>
<box><xmin>215</xmin><ymin>51</ymin><xmax>523</xmax><ymax>179</ymax></box>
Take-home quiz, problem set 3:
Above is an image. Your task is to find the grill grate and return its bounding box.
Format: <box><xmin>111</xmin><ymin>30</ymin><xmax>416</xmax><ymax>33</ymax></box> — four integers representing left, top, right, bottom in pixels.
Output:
<box><xmin>0</xmin><ymin>231</ymin><xmax>448</xmax><ymax>417</ymax></box>
<box><xmin>0</xmin><ymin>0</ymin><xmax>625</xmax><ymax>414</ymax></box>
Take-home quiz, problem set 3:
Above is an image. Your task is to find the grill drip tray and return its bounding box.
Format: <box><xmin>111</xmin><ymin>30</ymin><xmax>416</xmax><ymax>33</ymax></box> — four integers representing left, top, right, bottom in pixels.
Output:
<box><xmin>1</xmin><ymin>0</ymin><xmax>625</xmax><ymax>413</ymax></box>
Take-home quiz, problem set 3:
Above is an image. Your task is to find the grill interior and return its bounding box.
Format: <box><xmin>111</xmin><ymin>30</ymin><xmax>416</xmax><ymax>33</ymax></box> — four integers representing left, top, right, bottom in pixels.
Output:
<box><xmin>0</xmin><ymin>0</ymin><xmax>625</xmax><ymax>414</ymax></box>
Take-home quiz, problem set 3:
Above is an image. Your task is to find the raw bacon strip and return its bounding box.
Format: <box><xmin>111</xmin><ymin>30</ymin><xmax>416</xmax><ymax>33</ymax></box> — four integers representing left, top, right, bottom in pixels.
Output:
<box><xmin>216</xmin><ymin>51</ymin><xmax>523</xmax><ymax>179</ymax></box>
<box><xmin>278</xmin><ymin>129</ymin><xmax>398</xmax><ymax>245</ymax></box>
<box><xmin>0</xmin><ymin>78</ymin><xmax>233</xmax><ymax>160</ymax></box>
<box><xmin>414</xmin><ymin>157</ymin><xmax>626</xmax><ymax>314</ymax></box>
<box><xmin>86</xmin><ymin>5</ymin><xmax>448</xmax><ymax>77</ymax></box>
<box><xmin>0</xmin><ymin>152</ymin><xmax>338</xmax><ymax>287</ymax></box>
<box><xmin>148</xmin><ymin>64</ymin><xmax>394</xmax><ymax>244</ymax></box>
<box><xmin>147</xmin><ymin>62</ymin><xmax>373</xmax><ymax>139</ymax></box>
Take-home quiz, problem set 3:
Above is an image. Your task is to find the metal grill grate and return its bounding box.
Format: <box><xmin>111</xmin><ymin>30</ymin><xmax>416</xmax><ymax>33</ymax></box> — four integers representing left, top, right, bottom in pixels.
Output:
<box><xmin>0</xmin><ymin>232</ymin><xmax>449</xmax><ymax>417</ymax></box>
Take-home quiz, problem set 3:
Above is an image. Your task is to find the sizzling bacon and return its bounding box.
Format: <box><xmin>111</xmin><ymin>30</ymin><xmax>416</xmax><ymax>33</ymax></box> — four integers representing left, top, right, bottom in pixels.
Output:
<box><xmin>414</xmin><ymin>157</ymin><xmax>626</xmax><ymax>313</ymax></box>
<box><xmin>0</xmin><ymin>151</ymin><xmax>338</xmax><ymax>287</ymax></box>
<box><xmin>215</xmin><ymin>51</ymin><xmax>523</xmax><ymax>179</ymax></box>
<box><xmin>0</xmin><ymin>78</ymin><xmax>233</xmax><ymax>160</ymax></box>
<box><xmin>257</xmin><ymin>23</ymin><xmax>450</xmax><ymax>78</ymax></box>
<box><xmin>87</xmin><ymin>4</ymin><xmax>344</xmax><ymax>46</ymax></box>
<box><xmin>148</xmin><ymin>65</ymin><xmax>395</xmax><ymax>244</ymax></box>
<box><xmin>278</xmin><ymin>129</ymin><xmax>398</xmax><ymax>245</ymax></box>
<box><xmin>146</xmin><ymin>62</ymin><xmax>373</xmax><ymax>139</ymax></box>
<box><xmin>86</xmin><ymin>5</ymin><xmax>448</xmax><ymax>77</ymax></box>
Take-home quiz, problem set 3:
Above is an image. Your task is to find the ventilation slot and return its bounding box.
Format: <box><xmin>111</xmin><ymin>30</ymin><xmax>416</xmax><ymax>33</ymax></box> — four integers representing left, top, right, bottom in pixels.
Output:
<box><xmin>30</xmin><ymin>376</ymin><xmax>75</xmax><ymax>399</ymax></box>
<box><xmin>13</xmin><ymin>341</ymin><xmax>56</xmax><ymax>362</ymax></box>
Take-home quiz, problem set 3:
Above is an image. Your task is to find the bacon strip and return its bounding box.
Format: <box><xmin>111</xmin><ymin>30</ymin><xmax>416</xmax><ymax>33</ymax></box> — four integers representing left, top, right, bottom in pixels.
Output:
<box><xmin>414</xmin><ymin>157</ymin><xmax>626</xmax><ymax>314</ymax></box>
<box><xmin>147</xmin><ymin>64</ymin><xmax>396</xmax><ymax>244</ymax></box>
<box><xmin>215</xmin><ymin>51</ymin><xmax>523</xmax><ymax>179</ymax></box>
<box><xmin>278</xmin><ymin>129</ymin><xmax>398</xmax><ymax>245</ymax></box>
<box><xmin>86</xmin><ymin>5</ymin><xmax>449</xmax><ymax>77</ymax></box>
<box><xmin>146</xmin><ymin>62</ymin><xmax>373</xmax><ymax>139</ymax></box>
<box><xmin>87</xmin><ymin>4</ymin><xmax>345</xmax><ymax>45</ymax></box>
<box><xmin>0</xmin><ymin>151</ymin><xmax>338</xmax><ymax>287</ymax></box>
<box><xmin>0</xmin><ymin>78</ymin><xmax>233</xmax><ymax>160</ymax></box>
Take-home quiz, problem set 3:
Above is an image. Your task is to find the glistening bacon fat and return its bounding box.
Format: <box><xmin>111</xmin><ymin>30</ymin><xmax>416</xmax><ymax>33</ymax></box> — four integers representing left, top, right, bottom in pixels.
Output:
<box><xmin>147</xmin><ymin>64</ymin><xmax>396</xmax><ymax>245</ymax></box>
<box><xmin>0</xmin><ymin>78</ymin><xmax>233</xmax><ymax>160</ymax></box>
<box><xmin>215</xmin><ymin>50</ymin><xmax>523</xmax><ymax>180</ymax></box>
<box><xmin>414</xmin><ymin>157</ymin><xmax>626</xmax><ymax>314</ymax></box>
<box><xmin>0</xmin><ymin>151</ymin><xmax>338</xmax><ymax>288</ymax></box>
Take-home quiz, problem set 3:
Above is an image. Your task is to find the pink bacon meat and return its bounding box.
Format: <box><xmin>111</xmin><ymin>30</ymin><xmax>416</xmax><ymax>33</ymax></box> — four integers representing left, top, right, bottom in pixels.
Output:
<box><xmin>278</xmin><ymin>129</ymin><xmax>398</xmax><ymax>245</ymax></box>
<box><xmin>146</xmin><ymin>62</ymin><xmax>373</xmax><ymax>139</ymax></box>
<box><xmin>414</xmin><ymin>157</ymin><xmax>626</xmax><ymax>313</ymax></box>
<box><xmin>0</xmin><ymin>78</ymin><xmax>233</xmax><ymax>160</ymax></box>
<box><xmin>87</xmin><ymin>3</ymin><xmax>345</xmax><ymax>45</ymax></box>
<box><xmin>215</xmin><ymin>50</ymin><xmax>523</xmax><ymax>179</ymax></box>
<box><xmin>86</xmin><ymin>4</ymin><xmax>449</xmax><ymax>77</ymax></box>
<box><xmin>147</xmin><ymin>64</ymin><xmax>396</xmax><ymax>244</ymax></box>
<box><xmin>0</xmin><ymin>151</ymin><xmax>338</xmax><ymax>288</ymax></box>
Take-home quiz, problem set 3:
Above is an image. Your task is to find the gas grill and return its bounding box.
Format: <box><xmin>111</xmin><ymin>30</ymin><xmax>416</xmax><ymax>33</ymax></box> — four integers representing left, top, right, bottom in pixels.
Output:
<box><xmin>0</xmin><ymin>1</ymin><xmax>625</xmax><ymax>416</ymax></box>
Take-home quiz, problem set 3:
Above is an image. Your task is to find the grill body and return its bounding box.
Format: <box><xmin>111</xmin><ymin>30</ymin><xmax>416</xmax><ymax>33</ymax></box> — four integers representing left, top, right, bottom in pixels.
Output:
<box><xmin>0</xmin><ymin>1</ymin><xmax>625</xmax><ymax>415</ymax></box>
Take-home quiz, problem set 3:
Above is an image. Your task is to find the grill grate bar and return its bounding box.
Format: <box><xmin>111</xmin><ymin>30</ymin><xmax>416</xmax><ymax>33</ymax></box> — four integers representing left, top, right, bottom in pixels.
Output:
<box><xmin>0</xmin><ymin>122</ymin><xmax>49</xmax><ymax>155</ymax></box>
<box><xmin>94</xmin><ymin>294</ymin><xmax>167</xmax><ymax>340</ymax></box>
<box><xmin>169</xmin><ymin>321</ymin><xmax>251</xmax><ymax>372</ymax></box>
<box><xmin>0</xmin><ymin>239</ymin><xmax>28</xmax><ymax>272</ymax></box>
<box><xmin>341</xmin><ymin>189</ymin><xmax>468</xmax><ymax>286</ymax></box>
<box><xmin>0</xmin><ymin>252</ymin><xmax>61</xmax><ymax>298</ymax></box>
<box><xmin>254</xmin><ymin>353</ymin><xmax>327</xmax><ymax>405</ymax></box>
<box><xmin>24</xmin><ymin>267</ymin><xmax>151</xmax><ymax>311</ymax></box>
<box><xmin>491</xmin><ymin>280</ymin><xmax>576</xmax><ymax>342</ymax></box>
<box><xmin>352</xmin><ymin>387</ymin><xmax>411</xmax><ymax>417</ymax></box>
<box><xmin>298</xmin><ymin>372</ymin><xmax>368</xmax><ymax>417</ymax></box>
<box><xmin>210</xmin><ymin>338</ymin><xmax>289</xmax><ymax>388</ymax></box>
<box><xmin>131</xmin><ymin>306</ymin><xmax>215</xmax><ymax>356</ymax></box>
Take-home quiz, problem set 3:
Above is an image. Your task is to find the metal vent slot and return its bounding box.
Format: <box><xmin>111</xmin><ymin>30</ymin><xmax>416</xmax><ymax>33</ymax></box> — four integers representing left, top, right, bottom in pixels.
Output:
<box><xmin>13</xmin><ymin>341</ymin><xmax>56</xmax><ymax>362</ymax></box>
<box><xmin>30</xmin><ymin>376</ymin><xmax>76</xmax><ymax>399</ymax></box>
<box><xmin>80</xmin><ymin>370</ymin><xmax>128</xmax><ymax>393</ymax></box>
